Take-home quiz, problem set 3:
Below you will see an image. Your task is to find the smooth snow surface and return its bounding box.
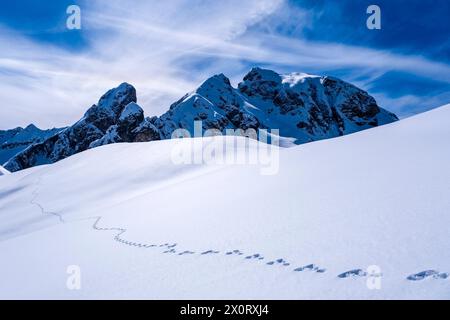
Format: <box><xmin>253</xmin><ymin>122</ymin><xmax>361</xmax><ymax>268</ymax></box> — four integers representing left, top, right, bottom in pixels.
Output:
<box><xmin>0</xmin><ymin>105</ymin><xmax>449</xmax><ymax>299</ymax></box>
<box><xmin>0</xmin><ymin>165</ymin><xmax>9</xmax><ymax>176</ymax></box>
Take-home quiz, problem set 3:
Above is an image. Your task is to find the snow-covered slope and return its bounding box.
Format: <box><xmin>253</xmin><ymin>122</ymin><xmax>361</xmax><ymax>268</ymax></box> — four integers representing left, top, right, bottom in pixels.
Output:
<box><xmin>4</xmin><ymin>68</ymin><xmax>397</xmax><ymax>172</ymax></box>
<box><xmin>0</xmin><ymin>124</ymin><xmax>63</xmax><ymax>165</ymax></box>
<box><xmin>0</xmin><ymin>165</ymin><xmax>9</xmax><ymax>176</ymax></box>
<box><xmin>0</xmin><ymin>104</ymin><xmax>448</xmax><ymax>299</ymax></box>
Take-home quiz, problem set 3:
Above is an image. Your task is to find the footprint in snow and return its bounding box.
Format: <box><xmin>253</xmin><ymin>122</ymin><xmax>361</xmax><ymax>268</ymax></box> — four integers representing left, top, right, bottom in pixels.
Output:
<box><xmin>201</xmin><ymin>250</ymin><xmax>220</xmax><ymax>255</ymax></box>
<box><xmin>245</xmin><ymin>253</ymin><xmax>264</xmax><ymax>260</ymax></box>
<box><xmin>159</xmin><ymin>243</ymin><xmax>177</xmax><ymax>248</ymax></box>
<box><xmin>163</xmin><ymin>248</ymin><xmax>176</xmax><ymax>254</ymax></box>
<box><xmin>178</xmin><ymin>250</ymin><xmax>195</xmax><ymax>255</ymax></box>
<box><xmin>338</xmin><ymin>269</ymin><xmax>367</xmax><ymax>278</ymax></box>
<box><xmin>294</xmin><ymin>264</ymin><xmax>326</xmax><ymax>273</ymax></box>
<box><xmin>267</xmin><ymin>258</ymin><xmax>290</xmax><ymax>266</ymax></box>
<box><xmin>225</xmin><ymin>250</ymin><xmax>244</xmax><ymax>256</ymax></box>
<box><xmin>407</xmin><ymin>270</ymin><xmax>449</xmax><ymax>281</ymax></box>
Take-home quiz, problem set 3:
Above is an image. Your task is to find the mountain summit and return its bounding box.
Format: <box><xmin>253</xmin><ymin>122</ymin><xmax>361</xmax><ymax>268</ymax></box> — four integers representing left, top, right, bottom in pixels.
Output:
<box><xmin>0</xmin><ymin>124</ymin><xmax>64</xmax><ymax>165</ymax></box>
<box><xmin>154</xmin><ymin>67</ymin><xmax>398</xmax><ymax>142</ymax></box>
<box><xmin>4</xmin><ymin>82</ymin><xmax>157</xmax><ymax>171</ymax></box>
<box><xmin>4</xmin><ymin>68</ymin><xmax>398</xmax><ymax>172</ymax></box>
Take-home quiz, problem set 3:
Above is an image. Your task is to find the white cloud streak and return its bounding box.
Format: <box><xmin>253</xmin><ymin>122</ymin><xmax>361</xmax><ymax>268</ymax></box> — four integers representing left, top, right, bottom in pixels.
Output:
<box><xmin>0</xmin><ymin>0</ymin><xmax>448</xmax><ymax>128</ymax></box>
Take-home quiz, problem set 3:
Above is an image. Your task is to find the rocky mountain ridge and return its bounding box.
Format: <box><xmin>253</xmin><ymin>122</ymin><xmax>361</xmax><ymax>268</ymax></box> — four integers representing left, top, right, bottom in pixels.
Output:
<box><xmin>0</xmin><ymin>124</ymin><xmax>64</xmax><ymax>165</ymax></box>
<box><xmin>3</xmin><ymin>68</ymin><xmax>398</xmax><ymax>172</ymax></box>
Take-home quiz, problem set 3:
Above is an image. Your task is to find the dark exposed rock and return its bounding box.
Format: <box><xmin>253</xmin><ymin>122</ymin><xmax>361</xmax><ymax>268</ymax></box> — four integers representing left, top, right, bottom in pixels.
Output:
<box><xmin>5</xmin><ymin>83</ymin><xmax>139</xmax><ymax>171</ymax></box>
<box><xmin>132</xmin><ymin>118</ymin><xmax>161</xmax><ymax>142</ymax></box>
<box><xmin>0</xmin><ymin>124</ymin><xmax>64</xmax><ymax>165</ymax></box>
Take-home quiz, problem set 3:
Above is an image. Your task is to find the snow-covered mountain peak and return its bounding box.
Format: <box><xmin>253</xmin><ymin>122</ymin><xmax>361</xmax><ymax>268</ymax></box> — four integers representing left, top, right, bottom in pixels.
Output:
<box><xmin>281</xmin><ymin>72</ymin><xmax>321</xmax><ymax>87</ymax></box>
<box><xmin>4</xmin><ymin>68</ymin><xmax>398</xmax><ymax>172</ymax></box>
<box><xmin>243</xmin><ymin>67</ymin><xmax>282</xmax><ymax>83</ymax></box>
<box><xmin>0</xmin><ymin>124</ymin><xmax>64</xmax><ymax>166</ymax></box>
<box><xmin>3</xmin><ymin>82</ymin><xmax>144</xmax><ymax>171</ymax></box>
<box><xmin>237</xmin><ymin>68</ymin><xmax>282</xmax><ymax>100</ymax></box>
<box><xmin>24</xmin><ymin>123</ymin><xmax>38</xmax><ymax>131</ymax></box>
<box><xmin>198</xmin><ymin>73</ymin><xmax>231</xmax><ymax>89</ymax></box>
<box><xmin>119</xmin><ymin>102</ymin><xmax>144</xmax><ymax>123</ymax></box>
<box><xmin>99</xmin><ymin>82</ymin><xmax>136</xmax><ymax>109</ymax></box>
<box><xmin>83</xmin><ymin>83</ymin><xmax>137</xmax><ymax>132</ymax></box>
<box><xmin>98</xmin><ymin>82</ymin><xmax>136</xmax><ymax>114</ymax></box>
<box><xmin>195</xmin><ymin>73</ymin><xmax>236</xmax><ymax>103</ymax></box>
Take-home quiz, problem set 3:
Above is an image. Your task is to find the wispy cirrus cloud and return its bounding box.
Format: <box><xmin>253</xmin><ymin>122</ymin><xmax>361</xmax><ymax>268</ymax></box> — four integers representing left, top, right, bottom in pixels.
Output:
<box><xmin>0</xmin><ymin>0</ymin><xmax>448</xmax><ymax>129</ymax></box>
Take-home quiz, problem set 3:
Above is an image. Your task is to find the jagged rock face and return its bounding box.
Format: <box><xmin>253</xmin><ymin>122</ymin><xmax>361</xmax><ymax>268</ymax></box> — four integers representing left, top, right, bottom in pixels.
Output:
<box><xmin>117</xmin><ymin>102</ymin><xmax>145</xmax><ymax>138</ymax></box>
<box><xmin>4</xmin><ymin>83</ymin><xmax>147</xmax><ymax>172</ymax></box>
<box><xmin>156</xmin><ymin>68</ymin><xmax>398</xmax><ymax>143</ymax></box>
<box><xmin>236</xmin><ymin>68</ymin><xmax>398</xmax><ymax>143</ymax></box>
<box><xmin>132</xmin><ymin>118</ymin><xmax>161</xmax><ymax>142</ymax></box>
<box><xmin>156</xmin><ymin>74</ymin><xmax>264</xmax><ymax>138</ymax></box>
<box><xmin>0</xmin><ymin>124</ymin><xmax>64</xmax><ymax>165</ymax></box>
<box><xmin>4</xmin><ymin>68</ymin><xmax>398</xmax><ymax>172</ymax></box>
<box><xmin>84</xmin><ymin>83</ymin><xmax>137</xmax><ymax>131</ymax></box>
<box><xmin>89</xmin><ymin>102</ymin><xmax>160</xmax><ymax>148</ymax></box>
<box><xmin>239</xmin><ymin>68</ymin><xmax>283</xmax><ymax>101</ymax></box>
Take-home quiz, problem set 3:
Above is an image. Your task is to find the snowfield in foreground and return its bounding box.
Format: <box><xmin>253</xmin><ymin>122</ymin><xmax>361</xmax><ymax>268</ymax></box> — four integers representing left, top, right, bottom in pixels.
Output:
<box><xmin>0</xmin><ymin>105</ymin><xmax>449</xmax><ymax>299</ymax></box>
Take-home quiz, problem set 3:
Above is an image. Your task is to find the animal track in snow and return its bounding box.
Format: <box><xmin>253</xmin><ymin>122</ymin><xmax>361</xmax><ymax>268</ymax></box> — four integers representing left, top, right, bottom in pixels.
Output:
<box><xmin>225</xmin><ymin>250</ymin><xmax>244</xmax><ymax>256</ymax></box>
<box><xmin>407</xmin><ymin>270</ymin><xmax>449</xmax><ymax>281</ymax></box>
<box><xmin>30</xmin><ymin>176</ymin><xmax>450</xmax><ymax>284</ymax></box>
<box><xmin>338</xmin><ymin>269</ymin><xmax>367</xmax><ymax>278</ymax></box>
<box><xmin>201</xmin><ymin>250</ymin><xmax>220</xmax><ymax>255</ymax></box>
<box><xmin>244</xmin><ymin>253</ymin><xmax>264</xmax><ymax>260</ymax></box>
<box><xmin>266</xmin><ymin>258</ymin><xmax>290</xmax><ymax>266</ymax></box>
<box><xmin>30</xmin><ymin>176</ymin><xmax>64</xmax><ymax>223</ymax></box>
<box><xmin>178</xmin><ymin>250</ymin><xmax>195</xmax><ymax>255</ymax></box>
<box><xmin>294</xmin><ymin>264</ymin><xmax>326</xmax><ymax>273</ymax></box>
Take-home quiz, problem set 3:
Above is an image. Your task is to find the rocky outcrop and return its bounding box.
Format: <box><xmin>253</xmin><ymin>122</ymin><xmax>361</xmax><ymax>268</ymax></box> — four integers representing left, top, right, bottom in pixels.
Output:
<box><xmin>89</xmin><ymin>102</ymin><xmax>161</xmax><ymax>148</ymax></box>
<box><xmin>0</xmin><ymin>124</ymin><xmax>64</xmax><ymax>165</ymax></box>
<box><xmin>236</xmin><ymin>68</ymin><xmax>398</xmax><ymax>143</ymax></box>
<box><xmin>4</xmin><ymin>83</ymin><xmax>159</xmax><ymax>172</ymax></box>
<box><xmin>153</xmin><ymin>68</ymin><xmax>398</xmax><ymax>144</ymax></box>
<box><xmin>4</xmin><ymin>68</ymin><xmax>398</xmax><ymax>172</ymax></box>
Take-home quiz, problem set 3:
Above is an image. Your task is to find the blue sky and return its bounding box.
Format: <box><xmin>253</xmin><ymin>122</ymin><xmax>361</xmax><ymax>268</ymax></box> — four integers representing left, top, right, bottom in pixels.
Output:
<box><xmin>0</xmin><ymin>0</ymin><xmax>449</xmax><ymax>128</ymax></box>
